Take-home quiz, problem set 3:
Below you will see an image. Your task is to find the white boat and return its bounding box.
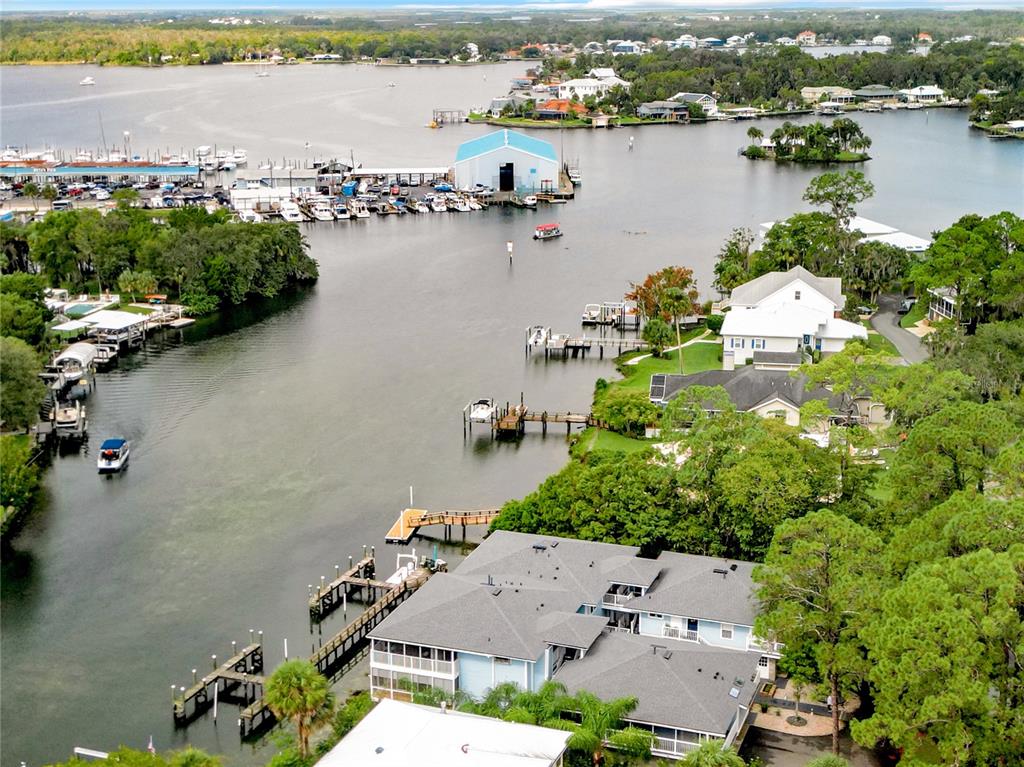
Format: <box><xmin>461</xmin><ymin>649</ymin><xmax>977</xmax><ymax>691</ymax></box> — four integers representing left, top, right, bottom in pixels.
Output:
<box><xmin>905</xmin><ymin>102</ymin><xmax>924</xmax><ymax>110</ymax></box>
<box><xmin>333</xmin><ymin>201</ymin><xmax>351</xmax><ymax>220</ymax></box>
<box><xmin>430</xmin><ymin>196</ymin><xmax>447</xmax><ymax>213</ymax></box>
<box><xmin>196</xmin><ymin>145</ymin><xmax>212</xmax><ymax>157</ymax></box>
<box><xmin>54</xmin><ymin>400</ymin><xmax>86</xmax><ymax>435</ymax></box>
<box><xmin>79</xmin><ymin>77</ymin><xmax>96</xmax><ymax>86</ymax></box>
<box><xmin>348</xmin><ymin>199</ymin><xmax>371</xmax><ymax>219</ymax></box>
<box><xmin>413</xmin><ymin>200</ymin><xmax>429</xmax><ymax>214</ymax></box>
<box><xmin>280</xmin><ymin>202</ymin><xmax>304</xmax><ymax>222</ymax></box>
<box><xmin>522</xmin><ymin>195</ymin><xmax>538</xmax><ymax>208</ymax></box>
<box><xmin>310</xmin><ymin>200</ymin><xmax>335</xmax><ymax>221</ymax></box>
<box><xmin>97</xmin><ymin>438</ymin><xmax>130</xmax><ymax>474</ymax></box>
<box><xmin>581</xmin><ymin>303</ymin><xmax>602</xmax><ymax>324</ymax></box>
<box><xmin>567</xmin><ymin>168</ymin><xmax>582</xmax><ymax>185</ymax></box>
<box><xmin>386</xmin><ymin>81</ymin><xmax>397</xmax><ymax>88</ymax></box>
<box><xmin>450</xmin><ymin>196</ymin><xmax>471</xmax><ymax>213</ymax></box>
<box><xmin>231</xmin><ymin>149</ymin><xmax>248</xmax><ymax>166</ymax></box>
<box><xmin>219</xmin><ymin>161</ymin><xmax>236</xmax><ymax>171</ymax></box>
<box><xmin>238</xmin><ymin>210</ymin><xmax>263</xmax><ymax>223</ymax></box>
<box><xmin>528</xmin><ymin>325</ymin><xmax>551</xmax><ymax>346</ymax></box>
<box><xmin>468</xmin><ymin>398</ymin><xmax>496</xmax><ymax>423</ymax></box>
<box><xmin>467</xmin><ymin>197</ymin><xmax>482</xmax><ymax>211</ymax></box>
<box><xmin>533</xmin><ymin>223</ymin><xmax>562</xmax><ymax>240</ymax></box>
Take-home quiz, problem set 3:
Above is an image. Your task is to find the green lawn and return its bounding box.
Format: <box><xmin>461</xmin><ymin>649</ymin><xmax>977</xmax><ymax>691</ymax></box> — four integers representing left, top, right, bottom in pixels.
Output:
<box><xmin>573</xmin><ymin>427</ymin><xmax>652</xmax><ymax>455</ymax></box>
<box><xmin>612</xmin><ymin>339</ymin><xmax>722</xmax><ymax>394</ymax></box>
<box><xmin>110</xmin><ymin>303</ymin><xmax>155</xmax><ymax>315</ymax></box>
<box><xmin>900</xmin><ymin>300</ymin><xmax>927</xmax><ymax>328</ymax></box>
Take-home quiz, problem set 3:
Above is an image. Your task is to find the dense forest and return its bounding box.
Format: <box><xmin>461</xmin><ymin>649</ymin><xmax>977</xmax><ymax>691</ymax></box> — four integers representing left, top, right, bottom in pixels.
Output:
<box><xmin>1</xmin><ymin>9</ymin><xmax>1023</xmax><ymax>65</ymax></box>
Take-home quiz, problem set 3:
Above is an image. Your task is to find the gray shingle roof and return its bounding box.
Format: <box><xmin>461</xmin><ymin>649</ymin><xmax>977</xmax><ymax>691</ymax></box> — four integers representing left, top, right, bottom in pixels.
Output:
<box><xmin>537</xmin><ymin>612</ymin><xmax>611</xmax><ymax>650</ymax></box>
<box><xmin>553</xmin><ymin>633</ymin><xmax>760</xmax><ymax>735</ymax></box>
<box><xmin>370</xmin><ymin>531</ymin><xmax>761</xmax><ymax>661</ymax></box>
<box><xmin>652</xmin><ymin>367</ymin><xmax>846</xmax><ymax>412</ymax></box>
<box><xmin>753</xmin><ymin>351</ymin><xmax>803</xmax><ymax>366</ymax></box>
<box><xmin>728</xmin><ymin>265</ymin><xmax>845</xmax><ymax>310</ymax></box>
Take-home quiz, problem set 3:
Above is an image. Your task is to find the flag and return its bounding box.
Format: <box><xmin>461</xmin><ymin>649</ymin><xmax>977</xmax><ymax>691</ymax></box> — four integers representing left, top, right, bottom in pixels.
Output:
<box><xmin>147</xmin><ymin>736</ymin><xmax>156</xmax><ymax>754</ymax></box>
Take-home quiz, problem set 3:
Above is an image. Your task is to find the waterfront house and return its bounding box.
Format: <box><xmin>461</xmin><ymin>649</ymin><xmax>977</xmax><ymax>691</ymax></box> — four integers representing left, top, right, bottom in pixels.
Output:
<box><xmin>718</xmin><ymin>265</ymin><xmax>866</xmax><ymax>365</ymax></box>
<box><xmin>368</xmin><ymin>531</ymin><xmax>774</xmax><ymax>759</ymax></box>
<box><xmin>760</xmin><ymin>216</ymin><xmax>930</xmax><ymax>253</ymax></box>
<box><xmin>775</xmin><ymin>37</ymin><xmax>798</xmax><ymax>46</ymax></box>
<box><xmin>321</xmin><ymin>698</ymin><xmax>570</xmax><ymax>767</ymax></box>
<box><xmin>1005</xmin><ymin>120</ymin><xmax>1024</xmax><ymax>134</ymax></box>
<box><xmin>668</xmin><ymin>92</ymin><xmax>719</xmax><ymax>116</ymax></box>
<box><xmin>852</xmin><ymin>84</ymin><xmax>899</xmax><ymax>101</ymax></box>
<box><xmin>649</xmin><ymin>368</ymin><xmax>852</xmax><ymax>427</ymax></box>
<box><xmin>796</xmin><ymin>30</ymin><xmax>817</xmax><ymax>45</ymax></box>
<box><xmin>535</xmin><ymin>99</ymin><xmax>588</xmax><ymax>120</ymax></box>
<box><xmin>611</xmin><ymin>40</ymin><xmax>646</xmax><ymax>55</ymax></box>
<box><xmin>637</xmin><ymin>101</ymin><xmax>690</xmax><ymax>120</ymax></box>
<box><xmin>454</xmin><ymin>130</ymin><xmax>558</xmax><ymax>194</ymax></box>
<box><xmin>927</xmin><ymin>286</ymin><xmax>959</xmax><ymax>322</ymax></box>
<box><xmin>871</xmin><ymin>35</ymin><xmax>893</xmax><ymax>46</ymax></box>
<box><xmin>556</xmin><ymin>77</ymin><xmax>620</xmax><ymax>100</ymax></box>
<box><xmin>587</xmin><ymin>67</ymin><xmax>618</xmax><ymax>80</ymax></box>
<box><xmin>800</xmin><ymin>86</ymin><xmax>855</xmax><ymax>104</ymax></box>
<box><xmin>901</xmin><ymin>85</ymin><xmax>945</xmax><ymax>103</ymax></box>
<box><xmin>917</xmin><ymin>32</ymin><xmax>934</xmax><ymax>44</ymax></box>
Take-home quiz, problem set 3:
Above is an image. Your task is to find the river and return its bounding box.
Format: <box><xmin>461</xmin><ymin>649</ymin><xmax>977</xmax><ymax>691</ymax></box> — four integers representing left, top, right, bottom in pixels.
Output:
<box><xmin>1</xmin><ymin>63</ymin><xmax>1021</xmax><ymax>766</ymax></box>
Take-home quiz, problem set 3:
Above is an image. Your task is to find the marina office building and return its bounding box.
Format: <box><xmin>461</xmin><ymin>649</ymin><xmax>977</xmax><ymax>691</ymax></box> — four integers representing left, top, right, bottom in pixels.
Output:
<box><xmin>368</xmin><ymin>531</ymin><xmax>777</xmax><ymax>759</ymax></box>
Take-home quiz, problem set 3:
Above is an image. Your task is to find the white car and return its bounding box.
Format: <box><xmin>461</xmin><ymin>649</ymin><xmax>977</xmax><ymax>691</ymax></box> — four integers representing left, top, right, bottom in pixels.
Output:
<box><xmin>92</xmin><ymin>189</ymin><xmax>111</xmax><ymax>200</ymax></box>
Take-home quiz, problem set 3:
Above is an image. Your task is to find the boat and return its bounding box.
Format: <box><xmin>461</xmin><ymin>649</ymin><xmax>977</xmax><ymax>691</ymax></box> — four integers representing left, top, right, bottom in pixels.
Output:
<box><xmin>348</xmin><ymin>199</ymin><xmax>371</xmax><ymax>219</ymax></box>
<box><xmin>413</xmin><ymin>199</ymin><xmax>430</xmax><ymax>214</ymax></box>
<box><xmin>238</xmin><ymin>209</ymin><xmax>263</xmax><ymax>223</ymax></box>
<box><xmin>468</xmin><ymin>398</ymin><xmax>496</xmax><ymax>423</ymax></box>
<box><xmin>53</xmin><ymin>400</ymin><xmax>86</xmax><ymax>436</ymax></box>
<box><xmin>467</xmin><ymin>197</ymin><xmax>483</xmax><ymax>211</ymax></box>
<box><xmin>581</xmin><ymin>304</ymin><xmax>602</xmax><ymax>325</ymax></box>
<box><xmin>333</xmin><ymin>200</ymin><xmax>351</xmax><ymax>220</ymax></box>
<box><xmin>310</xmin><ymin>200</ymin><xmax>335</xmax><ymax>221</ymax></box>
<box><xmin>232</xmin><ymin>149</ymin><xmax>248</xmax><ymax>166</ymax></box>
<box><xmin>533</xmin><ymin>223</ymin><xmax>563</xmax><ymax>240</ymax></box>
<box><xmin>448</xmin><ymin>195</ymin><xmax>471</xmax><ymax>213</ymax></box>
<box><xmin>430</xmin><ymin>196</ymin><xmax>447</xmax><ymax>213</ymax></box>
<box><xmin>905</xmin><ymin>102</ymin><xmax>924</xmax><ymax>110</ymax></box>
<box><xmin>522</xmin><ymin>195</ymin><xmax>538</xmax><ymax>208</ymax></box>
<box><xmin>386</xmin><ymin>81</ymin><xmax>397</xmax><ymax>88</ymax></box>
<box><xmin>79</xmin><ymin>77</ymin><xmax>96</xmax><ymax>87</ymax></box>
<box><xmin>219</xmin><ymin>161</ymin><xmax>236</xmax><ymax>171</ymax></box>
<box><xmin>97</xmin><ymin>438</ymin><xmax>130</xmax><ymax>474</ymax></box>
<box><xmin>528</xmin><ymin>325</ymin><xmax>551</xmax><ymax>347</ymax></box>
<box><xmin>567</xmin><ymin>167</ymin><xmax>582</xmax><ymax>185</ymax></box>
<box><xmin>280</xmin><ymin>202</ymin><xmax>304</xmax><ymax>222</ymax></box>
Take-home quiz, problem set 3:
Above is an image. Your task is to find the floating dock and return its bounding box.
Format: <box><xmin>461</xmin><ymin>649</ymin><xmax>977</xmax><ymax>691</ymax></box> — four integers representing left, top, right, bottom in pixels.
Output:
<box><xmin>384</xmin><ymin>508</ymin><xmax>501</xmax><ymax>544</ymax></box>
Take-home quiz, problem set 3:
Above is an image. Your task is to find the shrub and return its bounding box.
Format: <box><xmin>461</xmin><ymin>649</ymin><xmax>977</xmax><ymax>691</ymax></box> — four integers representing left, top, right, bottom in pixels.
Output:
<box><xmin>592</xmin><ymin>389</ymin><xmax>659</xmax><ymax>437</ymax></box>
<box><xmin>705</xmin><ymin>314</ymin><xmax>725</xmax><ymax>334</ymax></box>
<box><xmin>744</xmin><ymin>145</ymin><xmax>767</xmax><ymax>159</ymax></box>
<box><xmin>642</xmin><ymin>318</ymin><xmax>673</xmax><ymax>356</ymax></box>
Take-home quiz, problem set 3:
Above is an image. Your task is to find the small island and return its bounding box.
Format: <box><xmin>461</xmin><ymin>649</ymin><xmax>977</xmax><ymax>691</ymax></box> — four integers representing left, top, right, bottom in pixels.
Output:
<box><xmin>743</xmin><ymin>118</ymin><xmax>872</xmax><ymax>163</ymax></box>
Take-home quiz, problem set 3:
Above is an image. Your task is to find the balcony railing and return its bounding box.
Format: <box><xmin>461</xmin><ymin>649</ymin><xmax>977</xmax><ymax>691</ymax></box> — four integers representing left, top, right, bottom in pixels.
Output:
<box><xmin>370</xmin><ymin>651</ymin><xmax>455</xmax><ymax>676</ymax></box>
<box><xmin>747</xmin><ymin>638</ymin><xmax>783</xmax><ymax>654</ymax></box>
<box><xmin>602</xmin><ymin>592</ymin><xmax>636</xmax><ymax>607</ymax></box>
<box><xmin>663</xmin><ymin>626</ymin><xmax>699</xmax><ymax>642</ymax></box>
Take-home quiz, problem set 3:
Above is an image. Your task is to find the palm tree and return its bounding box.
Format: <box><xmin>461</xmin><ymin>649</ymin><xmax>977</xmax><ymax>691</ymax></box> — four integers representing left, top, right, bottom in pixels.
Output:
<box><xmin>22</xmin><ymin>182</ymin><xmax>40</xmax><ymax>211</ymax></box>
<box><xmin>662</xmin><ymin>286</ymin><xmax>698</xmax><ymax>374</ymax></box>
<box><xmin>554</xmin><ymin>690</ymin><xmax>651</xmax><ymax>765</ymax></box>
<box><xmin>682</xmin><ymin>740</ymin><xmax>746</xmax><ymax>767</ymax></box>
<box><xmin>746</xmin><ymin>126</ymin><xmax>763</xmax><ymax>144</ymax></box>
<box><xmin>264</xmin><ymin>659</ymin><xmax>335</xmax><ymax>758</ymax></box>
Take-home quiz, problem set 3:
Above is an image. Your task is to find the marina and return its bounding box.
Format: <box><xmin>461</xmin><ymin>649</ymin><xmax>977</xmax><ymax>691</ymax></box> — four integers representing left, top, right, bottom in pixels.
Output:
<box><xmin>2</xmin><ymin>62</ymin><xmax>1021</xmax><ymax>767</ymax></box>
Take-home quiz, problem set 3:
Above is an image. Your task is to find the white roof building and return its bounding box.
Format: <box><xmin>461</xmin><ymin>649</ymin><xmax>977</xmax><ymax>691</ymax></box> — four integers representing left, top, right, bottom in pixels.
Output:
<box><xmin>759</xmin><ymin>216</ymin><xmax>931</xmax><ymax>253</ymax></box>
<box><xmin>872</xmin><ymin>35</ymin><xmax>892</xmax><ymax>46</ymax></box>
<box><xmin>321</xmin><ymin>698</ymin><xmax>570</xmax><ymax>767</ymax></box>
<box><xmin>900</xmin><ymin>85</ymin><xmax>945</xmax><ymax>102</ymax></box>
<box><xmin>720</xmin><ymin>266</ymin><xmax>866</xmax><ymax>367</ymax></box>
<box><xmin>587</xmin><ymin>67</ymin><xmax>617</xmax><ymax>80</ymax></box>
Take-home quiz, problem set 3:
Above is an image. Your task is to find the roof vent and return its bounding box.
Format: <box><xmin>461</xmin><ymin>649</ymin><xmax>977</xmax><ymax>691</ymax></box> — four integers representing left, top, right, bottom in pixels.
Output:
<box><xmin>551</xmin><ymin>541</ymin><xmax>559</xmax><ymax>548</ymax></box>
<box><xmin>492</xmin><ymin>588</ymin><xmax>502</xmax><ymax>597</ymax></box>
<box><xmin>662</xmin><ymin>650</ymin><xmax>673</xmax><ymax>660</ymax></box>
<box><xmin>729</xmin><ymin>563</ymin><xmax>738</xmax><ymax>571</ymax></box>
<box><xmin>533</xmin><ymin>544</ymin><xmax>547</xmax><ymax>552</ymax></box>
<box><xmin>729</xmin><ymin>687</ymin><xmax>740</xmax><ymax>699</ymax></box>
<box><xmin>697</xmin><ymin>668</ymin><xmax>702</xmax><ymax>673</ymax></box>
<box><xmin>733</xmin><ymin>678</ymin><xmax>744</xmax><ymax>687</ymax></box>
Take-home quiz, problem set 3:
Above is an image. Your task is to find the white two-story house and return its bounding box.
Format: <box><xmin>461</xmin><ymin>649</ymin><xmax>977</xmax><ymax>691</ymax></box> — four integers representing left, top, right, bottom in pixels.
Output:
<box><xmin>368</xmin><ymin>531</ymin><xmax>779</xmax><ymax>760</ymax></box>
<box><xmin>719</xmin><ymin>266</ymin><xmax>866</xmax><ymax>367</ymax></box>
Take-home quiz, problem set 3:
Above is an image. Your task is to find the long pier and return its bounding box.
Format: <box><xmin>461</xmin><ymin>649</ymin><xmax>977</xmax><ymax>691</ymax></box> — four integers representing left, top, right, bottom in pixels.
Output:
<box><xmin>526</xmin><ymin>328</ymin><xmax>648</xmax><ymax>360</ymax></box>
<box><xmin>494</xmin><ymin>402</ymin><xmax>596</xmax><ymax>437</ymax></box>
<box><xmin>238</xmin><ymin>566</ymin><xmax>436</xmax><ymax>736</ymax></box>
<box><xmin>384</xmin><ymin>508</ymin><xmax>500</xmax><ymax>544</ymax></box>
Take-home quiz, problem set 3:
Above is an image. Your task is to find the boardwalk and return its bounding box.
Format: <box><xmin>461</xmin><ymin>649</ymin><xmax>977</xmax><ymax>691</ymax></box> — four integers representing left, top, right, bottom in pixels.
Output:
<box><xmin>492</xmin><ymin>401</ymin><xmax>597</xmax><ymax>438</ymax></box>
<box><xmin>239</xmin><ymin>568</ymin><xmax>434</xmax><ymax>736</ymax></box>
<box><xmin>385</xmin><ymin>508</ymin><xmax>500</xmax><ymax>544</ymax></box>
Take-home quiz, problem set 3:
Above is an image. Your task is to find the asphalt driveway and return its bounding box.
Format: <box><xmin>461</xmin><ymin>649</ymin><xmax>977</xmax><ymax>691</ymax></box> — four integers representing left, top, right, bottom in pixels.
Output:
<box><xmin>871</xmin><ymin>294</ymin><xmax>929</xmax><ymax>364</ymax></box>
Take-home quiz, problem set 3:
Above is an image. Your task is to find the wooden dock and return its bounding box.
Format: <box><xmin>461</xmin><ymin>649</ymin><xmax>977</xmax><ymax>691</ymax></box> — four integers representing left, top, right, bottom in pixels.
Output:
<box><xmin>493</xmin><ymin>401</ymin><xmax>596</xmax><ymax>438</ymax></box>
<box><xmin>308</xmin><ymin>554</ymin><xmax>395</xmax><ymax>622</ymax></box>
<box><xmin>384</xmin><ymin>508</ymin><xmax>500</xmax><ymax>544</ymax></box>
<box><xmin>239</xmin><ymin>567</ymin><xmax>435</xmax><ymax>737</ymax></box>
<box><xmin>172</xmin><ymin>642</ymin><xmax>264</xmax><ymax>726</ymax></box>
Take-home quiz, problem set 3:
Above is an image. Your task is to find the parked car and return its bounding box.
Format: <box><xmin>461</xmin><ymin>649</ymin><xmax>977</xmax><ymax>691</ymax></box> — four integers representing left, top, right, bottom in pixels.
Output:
<box><xmin>898</xmin><ymin>298</ymin><xmax>916</xmax><ymax>315</ymax></box>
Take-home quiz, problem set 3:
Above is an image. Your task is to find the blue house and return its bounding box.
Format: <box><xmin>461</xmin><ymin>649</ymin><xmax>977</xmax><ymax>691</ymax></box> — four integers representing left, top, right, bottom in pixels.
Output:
<box><xmin>369</xmin><ymin>531</ymin><xmax>779</xmax><ymax>759</ymax></box>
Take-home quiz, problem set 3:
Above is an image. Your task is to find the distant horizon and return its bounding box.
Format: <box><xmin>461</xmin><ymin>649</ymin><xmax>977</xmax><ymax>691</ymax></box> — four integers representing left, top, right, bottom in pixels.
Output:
<box><xmin>2</xmin><ymin>1</ymin><xmax>1023</xmax><ymax>14</ymax></box>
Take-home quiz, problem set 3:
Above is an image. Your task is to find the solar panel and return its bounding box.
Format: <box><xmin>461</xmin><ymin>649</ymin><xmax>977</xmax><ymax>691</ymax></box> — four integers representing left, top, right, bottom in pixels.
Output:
<box><xmin>650</xmin><ymin>374</ymin><xmax>667</xmax><ymax>402</ymax></box>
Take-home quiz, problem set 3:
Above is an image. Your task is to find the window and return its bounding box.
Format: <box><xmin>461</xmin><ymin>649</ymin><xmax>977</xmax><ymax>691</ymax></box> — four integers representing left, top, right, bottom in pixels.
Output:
<box><xmin>721</xmin><ymin>624</ymin><xmax>734</xmax><ymax>640</ymax></box>
<box><xmin>649</xmin><ymin>612</ymin><xmax>663</xmax><ymax>619</ymax></box>
<box><xmin>794</xmin><ymin>290</ymin><xmax>801</xmax><ymax>300</ymax></box>
<box><xmin>752</xmin><ymin>339</ymin><xmax>765</xmax><ymax>350</ymax></box>
<box><xmin>494</xmin><ymin>656</ymin><xmax>511</xmax><ymax>665</ymax></box>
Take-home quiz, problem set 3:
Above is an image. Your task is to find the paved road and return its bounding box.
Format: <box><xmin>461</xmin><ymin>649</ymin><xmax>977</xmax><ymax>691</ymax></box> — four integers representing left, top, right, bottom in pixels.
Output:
<box><xmin>741</xmin><ymin>728</ymin><xmax>886</xmax><ymax>767</ymax></box>
<box><xmin>871</xmin><ymin>293</ymin><xmax>929</xmax><ymax>364</ymax></box>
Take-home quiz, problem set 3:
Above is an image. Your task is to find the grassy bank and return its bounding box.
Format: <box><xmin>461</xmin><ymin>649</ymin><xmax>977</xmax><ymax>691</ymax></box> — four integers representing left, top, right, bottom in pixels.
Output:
<box><xmin>611</xmin><ymin>336</ymin><xmax>721</xmax><ymax>394</ymax></box>
<box><xmin>900</xmin><ymin>300</ymin><xmax>927</xmax><ymax>328</ymax></box>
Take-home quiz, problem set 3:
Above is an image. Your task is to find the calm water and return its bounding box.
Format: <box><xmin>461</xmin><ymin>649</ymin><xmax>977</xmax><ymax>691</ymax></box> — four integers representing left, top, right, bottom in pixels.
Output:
<box><xmin>1</xmin><ymin>63</ymin><xmax>1022</xmax><ymax>766</ymax></box>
